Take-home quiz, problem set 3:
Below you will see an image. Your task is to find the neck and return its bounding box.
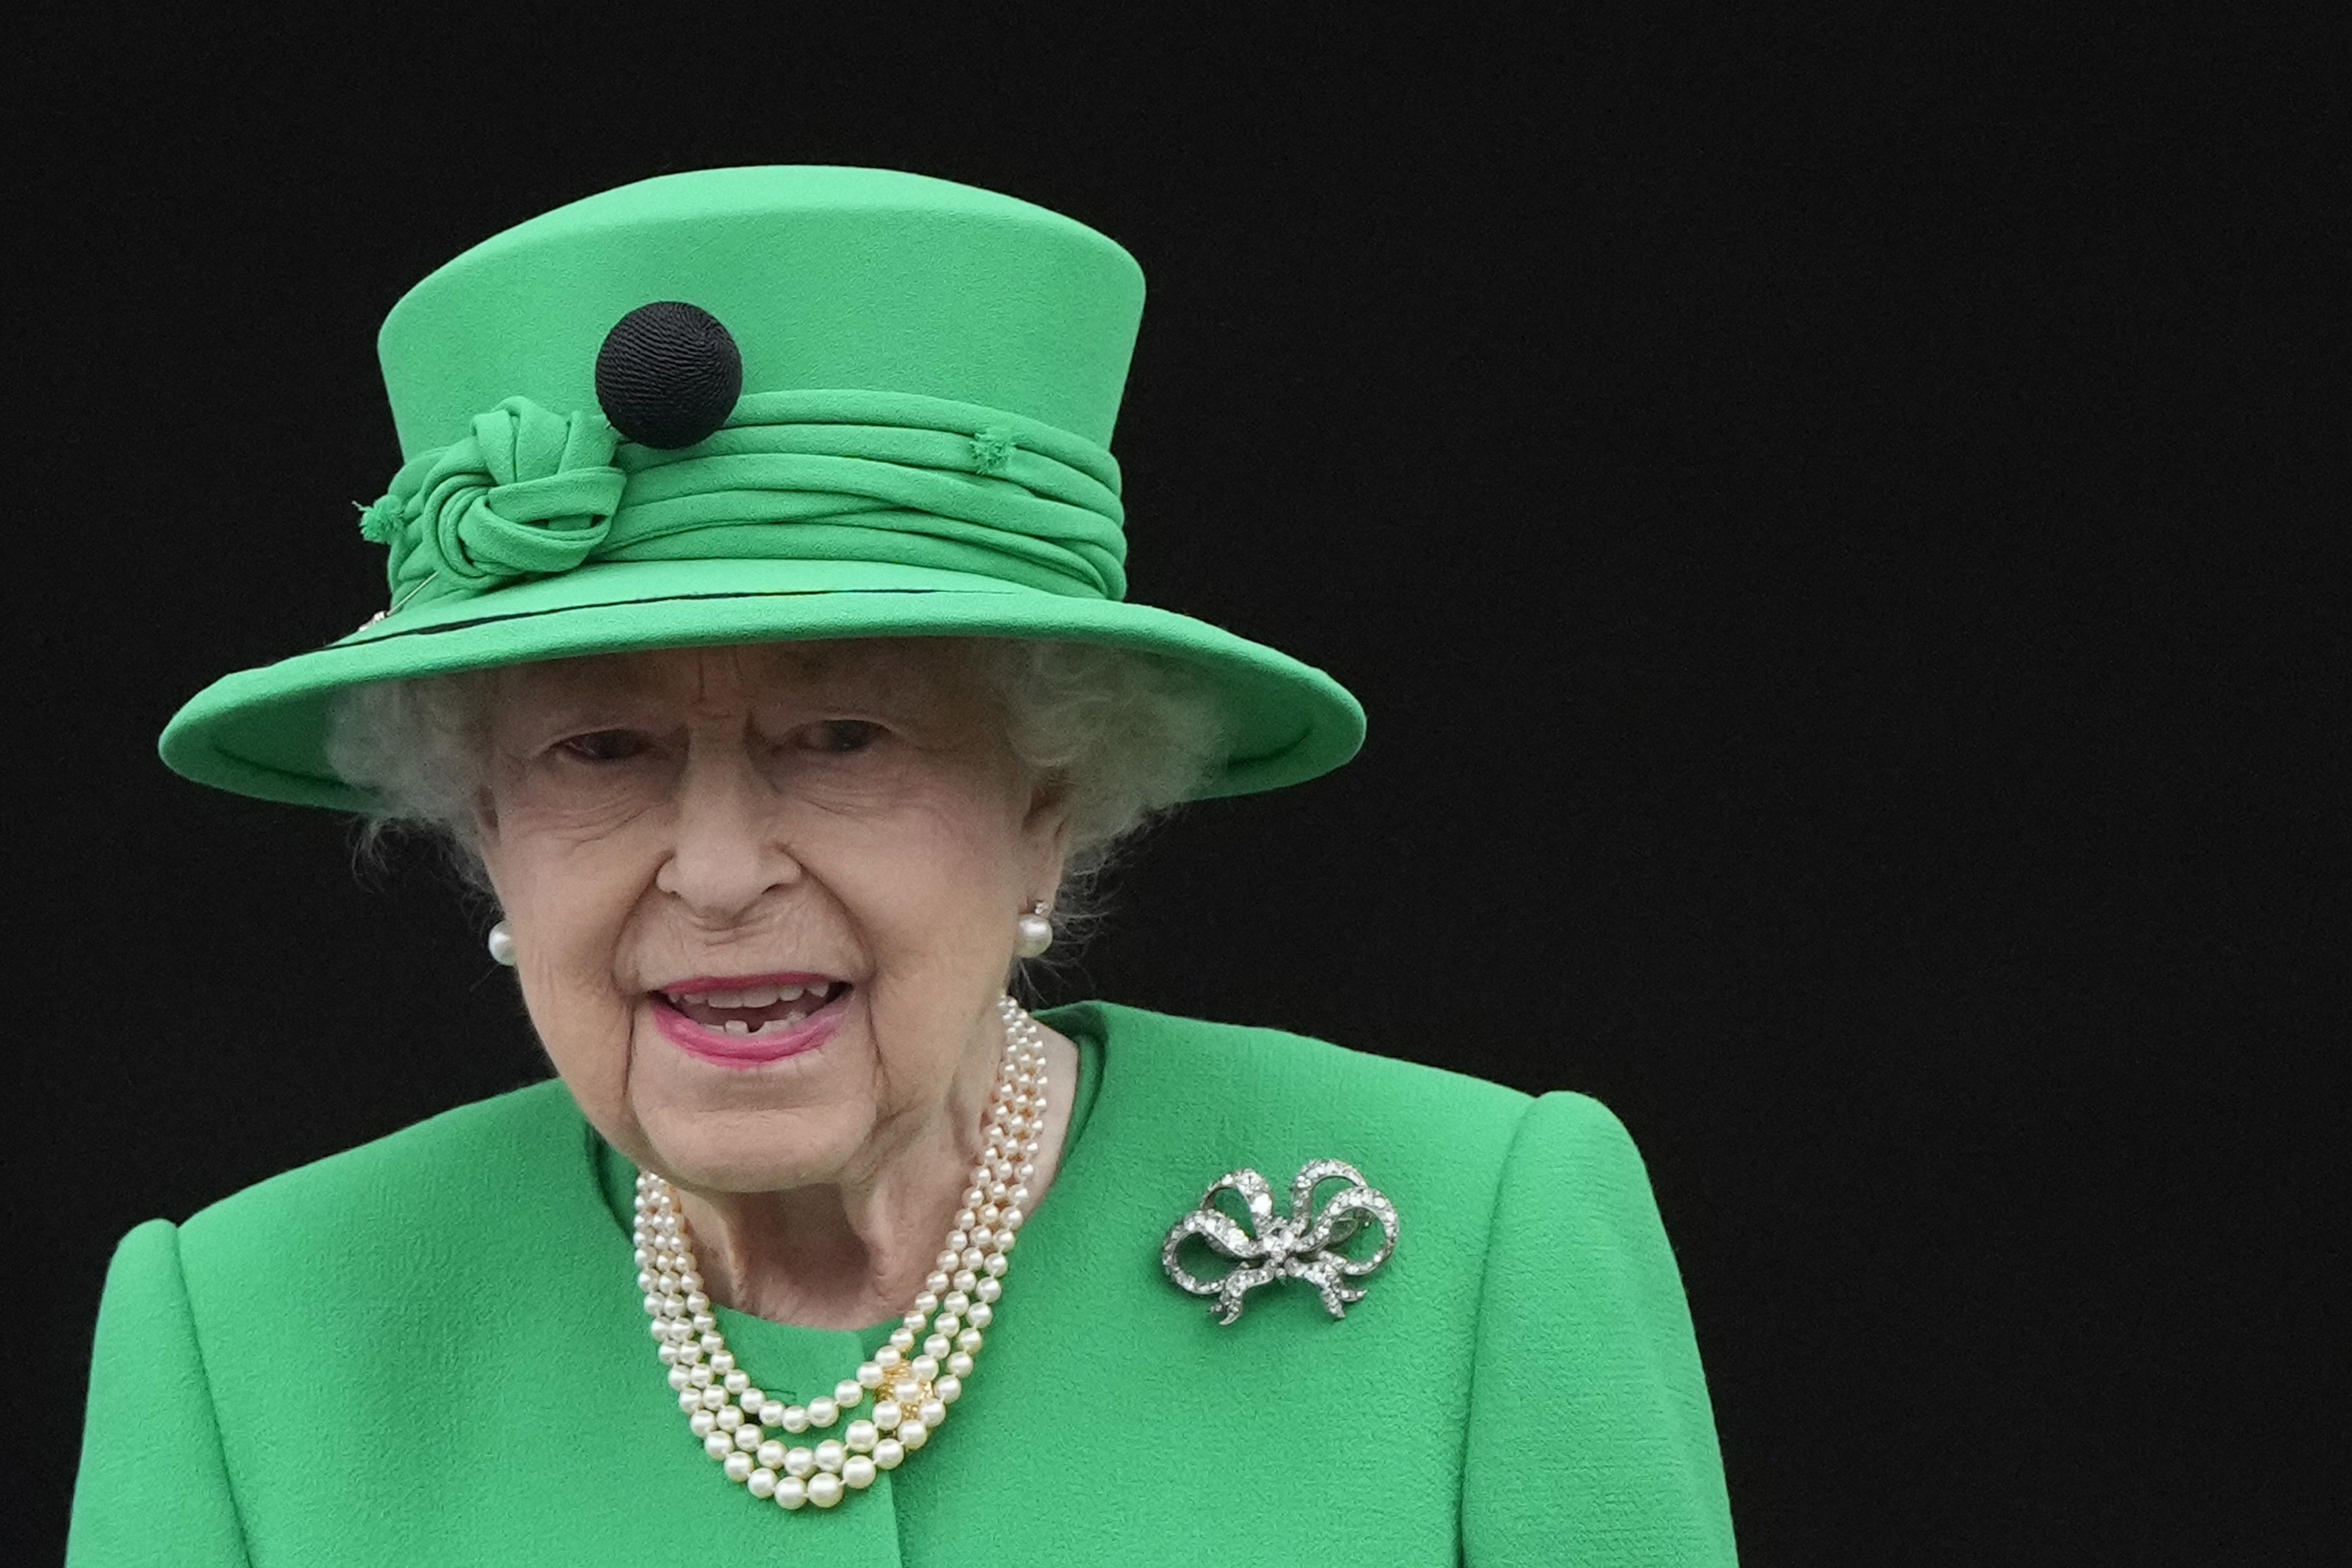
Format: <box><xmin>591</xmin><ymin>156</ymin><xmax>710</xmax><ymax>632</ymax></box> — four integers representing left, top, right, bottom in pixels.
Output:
<box><xmin>671</xmin><ymin>1021</ymin><xmax>1079</xmax><ymax>1331</ymax></box>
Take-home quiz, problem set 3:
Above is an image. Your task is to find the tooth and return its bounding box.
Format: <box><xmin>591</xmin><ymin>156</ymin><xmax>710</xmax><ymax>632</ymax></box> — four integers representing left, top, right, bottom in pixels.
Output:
<box><xmin>780</xmin><ymin>1009</ymin><xmax>807</xmax><ymax>1027</ymax></box>
<box><xmin>775</xmin><ymin>984</ymin><xmax>805</xmax><ymax>1003</ymax></box>
<box><xmin>724</xmin><ymin>1020</ymin><xmax>750</xmax><ymax>1036</ymax></box>
<box><xmin>740</xmin><ymin>985</ymin><xmax>779</xmax><ymax>1008</ymax></box>
<box><xmin>706</xmin><ymin>989</ymin><xmax>743</xmax><ymax>1008</ymax></box>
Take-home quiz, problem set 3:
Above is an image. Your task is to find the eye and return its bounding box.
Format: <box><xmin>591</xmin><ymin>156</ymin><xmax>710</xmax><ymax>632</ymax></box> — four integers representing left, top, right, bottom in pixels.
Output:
<box><xmin>805</xmin><ymin>719</ymin><xmax>882</xmax><ymax>754</ymax></box>
<box><xmin>556</xmin><ymin>729</ymin><xmax>648</xmax><ymax>763</ymax></box>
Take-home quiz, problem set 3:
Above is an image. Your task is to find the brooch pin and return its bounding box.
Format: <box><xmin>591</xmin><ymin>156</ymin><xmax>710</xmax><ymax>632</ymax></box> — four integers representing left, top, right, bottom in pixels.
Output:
<box><xmin>1160</xmin><ymin>1159</ymin><xmax>1399</xmax><ymax>1325</ymax></box>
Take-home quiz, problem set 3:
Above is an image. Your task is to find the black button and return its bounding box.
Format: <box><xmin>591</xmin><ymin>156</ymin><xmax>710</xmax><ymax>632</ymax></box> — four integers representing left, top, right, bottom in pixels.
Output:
<box><xmin>594</xmin><ymin>302</ymin><xmax>744</xmax><ymax>449</ymax></box>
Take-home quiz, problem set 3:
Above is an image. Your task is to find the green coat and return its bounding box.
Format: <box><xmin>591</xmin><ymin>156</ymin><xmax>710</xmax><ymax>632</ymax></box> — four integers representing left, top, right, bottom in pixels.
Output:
<box><xmin>72</xmin><ymin>1003</ymin><xmax>1737</xmax><ymax>1565</ymax></box>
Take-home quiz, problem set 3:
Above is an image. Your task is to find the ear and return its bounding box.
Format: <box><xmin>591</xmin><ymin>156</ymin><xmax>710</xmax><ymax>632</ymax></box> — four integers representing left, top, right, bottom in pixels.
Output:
<box><xmin>469</xmin><ymin>789</ymin><xmax>514</xmax><ymax>910</ymax></box>
<box><xmin>1021</xmin><ymin>776</ymin><xmax>1072</xmax><ymax>889</ymax></box>
<box><xmin>471</xmin><ymin>786</ymin><xmax>502</xmax><ymax>847</ymax></box>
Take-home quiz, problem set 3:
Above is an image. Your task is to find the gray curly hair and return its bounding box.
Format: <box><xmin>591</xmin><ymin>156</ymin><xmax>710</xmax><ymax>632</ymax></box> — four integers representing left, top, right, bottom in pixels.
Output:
<box><xmin>323</xmin><ymin>638</ymin><xmax>1230</xmax><ymax>948</ymax></box>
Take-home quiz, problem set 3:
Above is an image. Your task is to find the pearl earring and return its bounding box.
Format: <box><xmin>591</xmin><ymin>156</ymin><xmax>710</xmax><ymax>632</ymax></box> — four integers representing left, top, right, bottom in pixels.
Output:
<box><xmin>1014</xmin><ymin>900</ymin><xmax>1054</xmax><ymax>958</ymax></box>
<box><xmin>487</xmin><ymin>921</ymin><xmax>517</xmax><ymax>966</ymax></box>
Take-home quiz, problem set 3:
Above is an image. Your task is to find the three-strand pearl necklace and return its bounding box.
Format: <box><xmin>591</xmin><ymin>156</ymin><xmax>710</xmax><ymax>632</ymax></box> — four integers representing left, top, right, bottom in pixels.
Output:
<box><xmin>633</xmin><ymin>994</ymin><xmax>1048</xmax><ymax>1511</ymax></box>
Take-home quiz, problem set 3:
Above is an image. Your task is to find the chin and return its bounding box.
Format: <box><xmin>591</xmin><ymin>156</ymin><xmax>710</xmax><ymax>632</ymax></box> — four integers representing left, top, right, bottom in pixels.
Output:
<box><xmin>636</xmin><ymin>1106</ymin><xmax>862</xmax><ymax>1196</ymax></box>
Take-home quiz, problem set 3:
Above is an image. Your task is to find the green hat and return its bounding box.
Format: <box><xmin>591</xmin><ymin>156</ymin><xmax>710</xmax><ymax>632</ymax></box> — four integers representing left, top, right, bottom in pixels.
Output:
<box><xmin>159</xmin><ymin>166</ymin><xmax>1364</xmax><ymax>809</ymax></box>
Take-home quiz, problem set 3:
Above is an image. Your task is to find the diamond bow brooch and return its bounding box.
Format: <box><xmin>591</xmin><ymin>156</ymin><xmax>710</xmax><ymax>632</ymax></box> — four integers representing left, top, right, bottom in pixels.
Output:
<box><xmin>1160</xmin><ymin>1159</ymin><xmax>1400</xmax><ymax>1325</ymax></box>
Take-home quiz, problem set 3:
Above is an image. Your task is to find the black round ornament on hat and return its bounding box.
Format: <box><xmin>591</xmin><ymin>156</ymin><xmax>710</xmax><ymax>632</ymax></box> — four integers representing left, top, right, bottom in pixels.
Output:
<box><xmin>594</xmin><ymin>302</ymin><xmax>743</xmax><ymax>449</ymax></box>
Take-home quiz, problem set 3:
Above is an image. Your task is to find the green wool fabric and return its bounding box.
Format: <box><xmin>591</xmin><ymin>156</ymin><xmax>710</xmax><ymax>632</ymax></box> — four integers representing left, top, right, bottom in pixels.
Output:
<box><xmin>71</xmin><ymin>1004</ymin><xmax>1736</xmax><ymax>1565</ymax></box>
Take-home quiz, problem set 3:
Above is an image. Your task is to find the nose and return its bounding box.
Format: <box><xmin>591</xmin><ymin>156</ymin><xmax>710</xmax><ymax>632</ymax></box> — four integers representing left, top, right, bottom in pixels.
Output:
<box><xmin>653</xmin><ymin>741</ymin><xmax>798</xmax><ymax>922</ymax></box>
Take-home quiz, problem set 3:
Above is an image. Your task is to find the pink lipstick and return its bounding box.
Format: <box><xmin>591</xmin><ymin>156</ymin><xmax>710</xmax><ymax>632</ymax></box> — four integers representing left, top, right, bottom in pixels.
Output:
<box><xmin>646</xmin><ymin>975</ymin><xmax>851</xmax><ymax>1068</ymax></box>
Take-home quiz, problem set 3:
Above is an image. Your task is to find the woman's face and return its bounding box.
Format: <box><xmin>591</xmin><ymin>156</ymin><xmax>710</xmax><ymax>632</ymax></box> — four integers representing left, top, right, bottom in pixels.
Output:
<box><xmin>473</xmin><ymin>640</ymin><xmax>1065</xmax><ymax>1197</ymax></box>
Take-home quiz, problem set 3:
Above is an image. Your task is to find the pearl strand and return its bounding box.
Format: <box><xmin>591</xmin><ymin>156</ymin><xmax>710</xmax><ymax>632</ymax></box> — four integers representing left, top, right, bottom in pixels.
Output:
<box><xmin>632</xmin><ymin>995</ymin><xmax>1048</xmax><ymax>1512</ymax></box>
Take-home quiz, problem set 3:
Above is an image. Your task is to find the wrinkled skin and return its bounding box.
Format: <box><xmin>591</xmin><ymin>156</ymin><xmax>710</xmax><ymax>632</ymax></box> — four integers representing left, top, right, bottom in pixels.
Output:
<box><xmin>474</xmin><ymin>640</ymin><xmax>1078</xmax><ymax>1328</ymax></box>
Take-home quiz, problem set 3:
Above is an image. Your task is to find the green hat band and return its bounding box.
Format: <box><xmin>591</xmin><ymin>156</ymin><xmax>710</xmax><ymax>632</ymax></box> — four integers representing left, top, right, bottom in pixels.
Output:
<box><xmin>359</xmin><ymin>387</ymin><xmax>1129</xmax><ymax>616</ymax></box>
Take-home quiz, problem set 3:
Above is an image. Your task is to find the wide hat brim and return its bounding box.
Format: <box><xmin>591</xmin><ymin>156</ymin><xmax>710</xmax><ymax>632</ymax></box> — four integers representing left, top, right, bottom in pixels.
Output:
<box><xmin>159</xmin><ymin>557</ymin><xmax>1366</xmax><ymax>810</ymax></box>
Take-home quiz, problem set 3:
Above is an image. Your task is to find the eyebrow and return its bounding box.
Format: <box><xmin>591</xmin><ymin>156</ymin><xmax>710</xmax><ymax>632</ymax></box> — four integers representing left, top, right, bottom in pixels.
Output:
<box><xmin>496</xmin><ymin>641</ymin><xmax>973</xmax><ymax>727</ymax></box>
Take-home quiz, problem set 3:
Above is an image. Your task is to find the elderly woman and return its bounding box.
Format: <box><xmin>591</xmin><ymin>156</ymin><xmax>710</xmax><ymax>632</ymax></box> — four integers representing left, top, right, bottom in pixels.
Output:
<box><xmin>72</xmin><ymin>167</ymin><xmax>1736</xmax><ymax>1565</ymax></box>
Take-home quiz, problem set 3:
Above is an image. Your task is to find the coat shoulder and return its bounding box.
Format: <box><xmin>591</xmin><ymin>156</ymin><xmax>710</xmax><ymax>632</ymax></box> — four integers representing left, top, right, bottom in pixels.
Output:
<box><xmin>1053</xmin><ymin>1000</ymin><xmax>1542</xmax><ymax>1181</ymax></box>
<box><xmin>176</xmin><ymin>1078</ymin><xmax>587</xmax><ymax>1264</ymax></box>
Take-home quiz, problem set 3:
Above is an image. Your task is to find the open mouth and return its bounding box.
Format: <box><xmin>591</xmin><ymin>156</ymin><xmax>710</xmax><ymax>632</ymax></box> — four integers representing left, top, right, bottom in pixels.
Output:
<box><xmin>652</xmin><ymin>977</ymin><xmax>852</xmax><ymax>1039</ymax></box>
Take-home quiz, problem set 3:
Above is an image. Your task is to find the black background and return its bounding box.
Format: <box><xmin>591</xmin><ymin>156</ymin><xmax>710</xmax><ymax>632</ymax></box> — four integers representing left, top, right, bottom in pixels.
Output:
<box><xmin>10</xmin><ymin>10</ymin><xmax>2342</xmax><ymax>1564</ymax></box>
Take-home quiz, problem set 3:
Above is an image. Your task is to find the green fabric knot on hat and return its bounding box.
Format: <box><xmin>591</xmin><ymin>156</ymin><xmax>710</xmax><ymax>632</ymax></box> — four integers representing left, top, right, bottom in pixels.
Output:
<box><xmin>373</xmin><ymin>397</ymin><xmax>625</xmax><ymax>600</ymax></box>
<box><xmin>353</xmin><ymin>494</ymin><xmax>407</xmax><ymax>546</ymax></box>
<box><xmin>970</xmin><ymin>427</ymin><xmax>1019</xmax><ymax>475</ymax></box>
